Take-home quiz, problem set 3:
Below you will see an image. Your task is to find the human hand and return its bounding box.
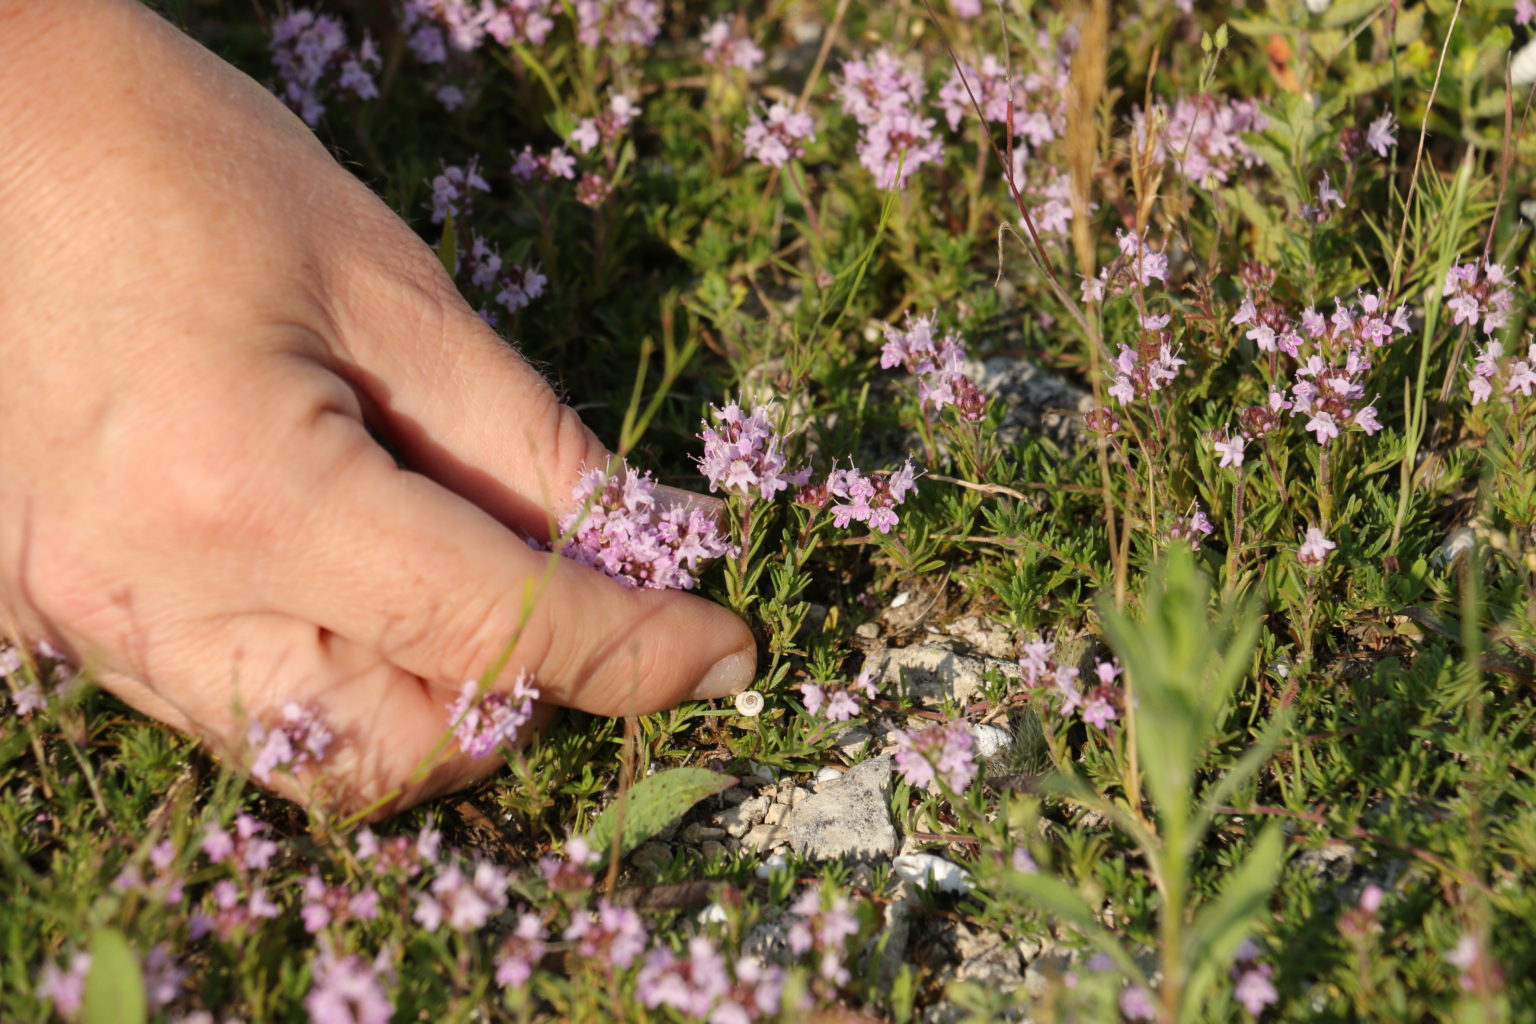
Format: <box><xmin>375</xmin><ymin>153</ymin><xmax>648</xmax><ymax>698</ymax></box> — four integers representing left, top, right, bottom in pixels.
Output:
<box><xmin>0</xmin><ymin>0</ymin><xmax>755</xmax><ymax>816</ymax></box>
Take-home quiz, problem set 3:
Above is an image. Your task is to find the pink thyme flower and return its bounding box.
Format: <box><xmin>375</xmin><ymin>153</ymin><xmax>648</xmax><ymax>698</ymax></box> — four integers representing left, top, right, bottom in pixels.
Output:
<box><xmin>247</xmin><ymin>702</ymin><xmax>333</xmax><ymax>784</ymax></box>
<box><xmin>1170</xmin><ymin>503</ymin><xmax>1215</xmax><ymax>551</ymax></box>
<box><xmin>413</xmin><ymin>857</ymin><xmax>510</xmax><ymax>933</ymax></box>
<box><xmin>560</xmin><ymin>464</ymin><xmax>734</xmax><ymax>589</ymax></box>
<box><xmin>1134</xmin><ymin>94</ymin><xmax>1267</xmax><ymax>187</ymax></box>
<box><xmin>697</xmin><ymin>402</ymin><xmax>800</xmax><ymax>501</ymax></box>
<box><xmin>742</xmin><ymin>103</ymin><xmax>816</xmax><ymax>167</ymax></box>
<box><xmin>565</xmin><ymin>898</ymin><xmax>648</xmax><ymax>969</ymax></box>
<box><xmin>574</xmin><ymin>0</ymin><xmax>660</xmax><ymax>48</ymax></box>
<box><xmin>301</xmin><ymin>871</ymin><xmax>380</xmax><ymax>933</ymax></box>
<box><xmin>427</xmin><ymin>158</ymin><xmax>490</xmax><ymax>225</ymax></box>
<box><xmin>1120</xmin><ymin>984</ymin><xmax>1157</xmax><ymax>1021</ymax></box>
<box><xmin>1214</xmin><ymin>431</ymin><xmax>1246</xmax><ymax>469</ymax></box>
<box><xmin>269</xmin><ymin>9</ymin><xmax>380</xmax><ymax>126</ymax></box>
<box><xmin>880</xmin><ymin>314</ymin><xmax>986</xmax><ymax>418</ymax></box>
<box><xmin>1518</xmin><ymin>0</ymin><xmax>1536</xmax><ymax>25</ymax></box>
<box><xmin>446</xmin><ymin>672</ymin><xmax>538</xmax><ymax>758</ymax></box>
<box><xmin>1447</xmin><ymin>933</ymin><xmax>1506</xmax><ymax>994</ymax></box>
<box><xmin>305</xmin><ymin>942</ymin><xmax>393</xmax><ymax>1024</ymax></box>
<box><xmin>636</xmin><ymin>936</ymin><xmax>732</xmax><ymax>1018</ymax></box>
<box><xmin>495</xmin><ymin>912</ymin><xmax>547</xmax><ymax>989</ymax></box>
<box><xmin>37</xmin><ymin>952</ymin><xmax>91</xmax><ymax>1021</ymax></box>
<box><xmin>1233</xmin><ymin>963</ymin><xmax>1278</xmax><ymax>1014</ymax></box>
<box><xmin>892</xmin><ymin>719</ymin><xmax>978</xmax><ymax>793</ymax></box>
<box><xmin>1297</xmin><ymin>526</ymin><xmax>1335</xmax><ymax>567</ymax></box>
<box><xmin>700</xmin><ymin>18</ymin><xmax>763</xmax><ymax>73</ymax></box>
<box><xmin>837</xmin><ymin>49</ymin><xmax>944</xmax><ymax>190</ymax></box>
<box><xmin>1444</xmin><ymin>261</ymin><xmax>1516</xmax><ymax>336</ymax></box>
<box><xmin>825</xmin><ymin>461</ymin><xmax>919</xmax><ymax>534</ymax></box>
<box><xmin>786</xmin><ymin>889</ymin><xmax>861</xmax><ymax>985</ymax></box>
<box><xmin>1365</xmin><ymin>110</ymin><xmax>1398</xmax><ymax>157</ymax></box>
<box><xmin>800</xmin><ymin>665</ymin><xmax>878</xmax><ymax>722</ymax></box>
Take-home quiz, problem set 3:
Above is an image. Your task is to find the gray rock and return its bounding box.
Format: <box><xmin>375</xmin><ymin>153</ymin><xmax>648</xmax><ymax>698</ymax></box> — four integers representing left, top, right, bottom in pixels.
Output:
<box><xmin>968</xmin><ymin>355</ymin><xmax>1093</xmax><ymax>451</ymax></box>
<box><xmin>700</xmin><ymin>840</ymin><xmax>726</xmax><ymax>862</ymax></box>
<box><xmin>681</xmin><ymin>823</ymin><xmax>726</xmax><ymax>844</ymax></box>
<box><xmin>943</xmin><ymin>615</ymin><xmax>1016</xmax><ymax>660</ymax></box>
<box><xmin>1296</xmin><ymin>841</ymin><xmax>1357</xmax><ymax>884</ymax></box>
<box><xmin>715</xmin><ymin>795</ymin><xmax>770</xmax><ymax>838</ymax></box>
<box><xmin>629</xmin><ymin>841</ymin><xmax>670</xmax><ymax>874</ymax></box>
<box><xmin>779</xmin><ymin>756</ymin><xmax>899</xmax><ymax>861</ymax></box>
<box><xmin>952</xmin><ymin>925</ymin><xmax>1026</xmax><ymax>987</ymax></box>
<box><xmin>835</xmin><ymin>725</ymin><xmax>872</xmax><ymax>756</ymax></box>
<box><xmin>862</xmin><ymin>643</ymin><xmax>1022</xmax><ymax>708</ymax></box>
<box><xmin>762</xmin><ymin>803</ymin><xmax>785</xmax><ymax>827</ymax></box>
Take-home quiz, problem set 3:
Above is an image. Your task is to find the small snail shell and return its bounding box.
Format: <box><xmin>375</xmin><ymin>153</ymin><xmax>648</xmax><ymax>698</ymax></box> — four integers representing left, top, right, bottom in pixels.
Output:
<box><xmin>734</xmin><ymin>690</ymin><xmax>764</xmax><ymax>717</ymax></box>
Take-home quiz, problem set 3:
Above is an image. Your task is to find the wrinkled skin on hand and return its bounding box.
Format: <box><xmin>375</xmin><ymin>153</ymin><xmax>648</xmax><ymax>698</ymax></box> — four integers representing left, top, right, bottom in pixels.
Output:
<box><xmin>0</xmin><ymin>0</ymin><xmax>755</xmax><ymax>817</ymax></box>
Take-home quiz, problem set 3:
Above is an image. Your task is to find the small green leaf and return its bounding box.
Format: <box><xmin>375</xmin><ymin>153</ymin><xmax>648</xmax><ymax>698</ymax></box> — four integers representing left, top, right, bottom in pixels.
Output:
<box><xmin>437</xmin><ymin>212</ymin><xmax>457</xmax><ymax>276</ymax></box>
<box><xmin>82</xmin><ymin>927</ymin><xmax>145</xmax><ymax>1024</ymax></box>
<box><xmin>584</xmin><ymin>767</ymin><xmax>736</xmax><ymax>863</ymax></box>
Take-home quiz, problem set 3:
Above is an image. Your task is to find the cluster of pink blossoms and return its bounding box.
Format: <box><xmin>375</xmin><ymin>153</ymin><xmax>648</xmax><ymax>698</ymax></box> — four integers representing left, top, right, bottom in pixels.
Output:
<box><xmin>574</xmin><ymin>0</ymin><xmax>662</xmax><ymax>49</ymax></box>
<box><xmin>937</xmin><ymin>37</ymin><xmax>1070</xmax><ymax>157</ymax></box>
<box><xmin>460</xmin><ymin>233</ymin><xmax>547</xmax><ymax>321</ymax></box>
<box><xmin>414</xmin><ymin>856</ymin><xmax>510</xmax><ymax>932</ymax></box>
<box><xmin>305</xmin><ymin>941</ymin><xmax>394</xmax><ymax>1024</ymax></box>
<box><xmin>637</xmin><ymin>937</ymin><xmax>786</xmax><ymax>1022</ymax></box>
<box><xmin>428</xmin><ymin>158</ymin><xmax>491</xmax><ymax>225</ymax></box>
<box><xmin>1107</xmin><ymin>314</ymin><xmax>1187</xmax><ymax>406</ymax></box>
<box><xmin>1169</xmin><ymin>503</ymin><xmax>1215</xmax><ymax>551</ymax></box>
<box><xmin>511</xmin><ymin>144</ymin><xmax>577</xmax><ymax>182</ymax></box>
<box><xmin>246</xmin><ymin>701</ymin><xmax>333</xmax><ymax>784</ymax></box>
<box><xmin>823</xmin><ymin>461</ymin><xmax>919</xmax><ymax>534</ymax></box>
<box><xmin>699</xmin><ymin>18</ymin><xmax>764</xmax><ymax>73</ymax></box>
<box><xmin>446</xmin><ymin>671</ymin><xmax>539</xmax><ymax>757</ymax></box>
<box><xmin>570</xmin><ymin>93</ymin><xmax>640</xmax><ymax>155</ymax></box>
<box><xmin>402</xmin><ymin>0</ymin><xmax>558</xmax><ymax>57</ymax></box>
<box><xmin>786</xmin><ymin>889</ymin><xmax>862</xmax><ymax>986</ymax></box>
<box><xmin>1298</xmin><ymin>526</ymin><xmax>1336</xmax><ymax>568</ymax></box>
<box><xmin>880</xmin><ymin>315</ymin><xmax>986</xmax><ymax>419</ymax></box>
<box><xmin>742</xmin><ymin>104</ymin><xmax>816</xmax><ymax>168</ymax></box>
<box><xmin>41</xmin><ymin>947</ymin><xmax>186</xmax><ymax>1021</ymax></box>
<box><xmin>800</xmin><ymin>665</ymin><xmax>879</xmax><ymax>722</ymax></box>
<box><xmin>1134</xmin><ymin>94</ymin><xmax>1267</xmax><ymax>188</ymax></box>
<box><xmin>698</xmin><ymin>402</ymin><xmax>802</xmax><ymax>501</ymax></box>
<box><xmin>1467</xmin><ymin>339</ymin><xmax>1536</xmax><ymax>406</ymax></box>
<box><xmin>566</xmin><ymin>898</ymin><xmax>649</xmax><ymax>968</ymax></box>
<box><xmin>1231</xmin><ymin>941</ymin><xmax>1279</xmax><ymax>1014</ymax></box>
<box><xmin>1444</xmin><ymin>260</ymin><xmax>1516</xmax><ymax>336</ymax></box>
<box><xmin>269</xmin><ymin>9</ymin><xmax>380</xmax><ymax>126</ymax></box>
<box><xmin>1083</xmin><ymin>230</ymin><xmax>1170</xmax><ymax>303</ymax></box>
<box><xmin>836</xmin><ymin>49</ymin><xmax>944</xmax><ymax>190</ymax></box>
<box><xmin>559</xmin><ymin>465</ymin><xmax>734</xmax><ymax>590</ymax></box>
<box><xmin>1018</xmin><ymin>639</ymin><xmax>1122</xmax><ymax>731</ymax></box>
<box><xmin>891</xmin><ymin>720</ymin><xmax>978</xmax><ymax>793</ymax></box>
<box><xmin>1233</xmin><ymin>287</ymin><xmax>1409</xmax><ymax>446</ymax></box>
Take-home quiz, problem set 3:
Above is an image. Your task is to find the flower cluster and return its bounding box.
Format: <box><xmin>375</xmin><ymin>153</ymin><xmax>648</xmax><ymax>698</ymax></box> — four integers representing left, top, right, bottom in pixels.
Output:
<box><xmin>1365</xmin><ymin>110</ymin><xmax>1399</xmax><ymax>158</ymax></box>
<box><xmin>571</xmin><ymin>93</ymin><xmax>640</xmax><ymax>155</ymax></box>
<box><xmin>446</xmin><ymin>671</ymin><xmax>539</xmax><ymax>757</ymax></box>
<box><xmin>269</xmin><ymin>9</ymin><xmax>379</xmax><ymax>126</ymax></box>
<box><xmin>637</xmin><ymin>937</ymin><xmax>784</xmax><ymax>1022</ymax></box>
<box><xmin>1135</xmin><ymin>94</ymin><xmax>1267</xmax><ymax>187</ymax></box>
<box><xmin>1444</xmin><ymin>260</ymin><xmax>1516</xmax><ymax>336</ymax></box>
<box><xmin>938</xmin><ymin>45</ymin><xmax>1070</xmax><ymax>161</ymax></box>
<box><xmin>800</xmin><ymin>665</ymin><xmax>879</xmax><ymax>722</ymax></box>
<box><xmin>414</xmin><ymin>856</ymin><xmax>511</xmax><ymax>932</ymax></box>
<box><xmin>880</xmin><ymin>315</ymin><xmax>986</xmax><ymax>418</ymax></box>
<box><xmin>786</xmin><ymin>889</ymin><xmax>861</xmax><ymax>986</ymax></box>
<box><xmin>301</xmin><ymin>871</ymin><xmax>381</xmax><ymax>934</ymax></box>
<box><xmin>837</xmin><ymin>49</ymin><xmax>944</xmax><ymax>190</ymax></box>
<box><xmin>114</xmin><ymin>839</ymin><xmax>185</xmax><ymax>905</ymax></box>
<box><xmin>698</xmin><ymin>402</ymin><xmax>801</xmax><ymax>502</ymax></box>
<box><xmin>1084</xmin><ymin>231</ymin><xmax>1170</xmax><ymax>302</ymax></box>
<box><xmin>461</xmin><ymin>233</ymin><xmax>547</xmax><ymax>321</ymax></box>
<box><xmin>41</xmin><ymin>946</ymin><xmax>185</xmax><ymax>1020</ymax></box>
<box><xmin>402</xmin><ymin>0</ymin><xmax>559</xmax><ymax>58</ymax></box>
<box><xmin>428</xmin><ymin>159</ymin><xmax>490</xmax><ymax>225</ymax></box>
<box><xmin>822</xmin><ymin>461</ymin><xmax>919</xmax><ymax>534</ymax></box>
<box><xmin>1467</xmin><ymin>339</ymin><xmax>1536</xmax><ymax>405</ymax></box>
<box><xmin>511</xmin><ymin>145</ymin><xmax>577</xmax><ymax>182</ymax></box>
<box><xmin>891</xmin><ymin>719</ymin><xmax>978</xmax><ymax>793</ymax></box>
<box><xmin>742</xmin><ymin>103</ymin><xmax>816</xmax><ymax>167</ymax></box>
<box><xmin>1169</xmin><ymin>503</ymin><xmax>1215</xmax><ymax>551</ymax></box>
<box><xmin>574</xmin><ymin>0</ymin><xmax>662</xmax><ymax>50</ymax></box>
<box><xmin>1107</xmin><ymin>316</ymin><xmax>1187</xmax><ymax>406</ymax></box>
<box><xmin>560</xmin><ymin>465</ymin><xmax>734</xmax><ymax>590</ymax></box>
<box><xmin>1018</xmin><ymin>640</ymin><xmax>1123</xmax><ymax>730</ymax></box>
<box><xmin>305</xmin><ymin>941</ymin><xmax>394</xmax><ymax>1024</ymax></box>
<box><xmin>246</xmin><ymin>702</ymin><xmax>333</xmax><ymax>784</ymax></box>
<box><xmin>565</xmin><ymin>898</ymin><xmax>649</xmax><ymax>968</ymax></box>
<box><xmin>700</xmin><ymin>18</ymin><xmax>764</xmax><ymax>73</ymax></box>
<box><xmin>495</xmin><ymin>912</ymin><xmax>548</xmax><ymax>988</ymax></box>
<box><xmin>1231</xmin><ymin>941</ymin><xmax>1279</xmax><ymax>1014</ymax></box>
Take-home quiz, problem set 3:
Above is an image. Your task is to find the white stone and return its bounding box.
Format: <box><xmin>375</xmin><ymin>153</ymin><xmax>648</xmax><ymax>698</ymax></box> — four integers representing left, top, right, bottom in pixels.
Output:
<box><xmin>892</xmin><ymin>853</ymin><xmax>973</xmax><ymax>894</ymax></box>
<box><xmin>813</xmin><ymin>766</ymin><xmax>844</xmax><ymax>787</ymax></box>
<box><xmin>971</xmin><ymin>723</ymin><xmax>1014</xmax><ymax>760</ymax></box>
<box><xmin>778</xmin><ymin>756</ymin><xmax>899</xmax><ymax>861</ymax></box>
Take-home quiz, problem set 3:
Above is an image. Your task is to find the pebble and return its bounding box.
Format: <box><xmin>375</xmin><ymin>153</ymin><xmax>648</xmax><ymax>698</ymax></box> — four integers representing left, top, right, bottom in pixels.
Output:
<box><xmin>681</xmin><ymin>823</ymin><xmax>726</xmax><ymax>843</ymax></box>
<box><xmin>892</xmin><ymin>853</ymin><xmax>973</xmax><ymax>894</ymax></box>
<box><xmin>971</xmin><ymin>723</ymin><xmax>1014</xmax><ymax>760</ymax></box>
<box><xmin>715</xmin><ymin>795</ymin><xmax>770</xmax><ymax>838</ymax></box>
<box><xmin>813</xmin><ymin>766</ymin><xmax>844</xmax><ymax>787</ymax></box>
<box><xmin>861</xmin><ymin>643</ymin><xmax>1023</xmax><ymax>708</ymax></box>
<box><xmin>700</xmin><ymin>840</ymin><xmax>726</xmax><ymax>862</ymax></box>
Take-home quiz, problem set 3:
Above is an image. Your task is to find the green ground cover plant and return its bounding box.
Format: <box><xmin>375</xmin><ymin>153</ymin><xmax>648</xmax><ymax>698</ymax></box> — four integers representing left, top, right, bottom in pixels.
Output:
<box><xmin>4</xmin><ymin>0</ymin><xmax>1535</xmax><ymax>1021</ymax></box>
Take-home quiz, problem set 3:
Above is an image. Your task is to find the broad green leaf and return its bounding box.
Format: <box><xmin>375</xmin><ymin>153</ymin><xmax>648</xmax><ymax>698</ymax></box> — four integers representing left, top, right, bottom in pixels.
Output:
<box><xmin>82</xmin><ymin>927</ymin><xmax>145</xmax><ymax>1024</ymax></box>
<box><xmin>1181</xmin><ymin>825</ymin><xmax>1286</xmax><ymax>1022</ymax></box>
<box><xmin>584</xmin><ymin>767</ymin><xmax>736</xmax><ymax>864</ymax></box>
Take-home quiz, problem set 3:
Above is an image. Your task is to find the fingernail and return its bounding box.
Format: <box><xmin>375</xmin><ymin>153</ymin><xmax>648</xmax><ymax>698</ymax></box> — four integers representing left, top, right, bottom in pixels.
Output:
<box><xmin>691</xmin><ymin>648</ymin><xmax>756</xmax><ymax>700</ymax></box>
